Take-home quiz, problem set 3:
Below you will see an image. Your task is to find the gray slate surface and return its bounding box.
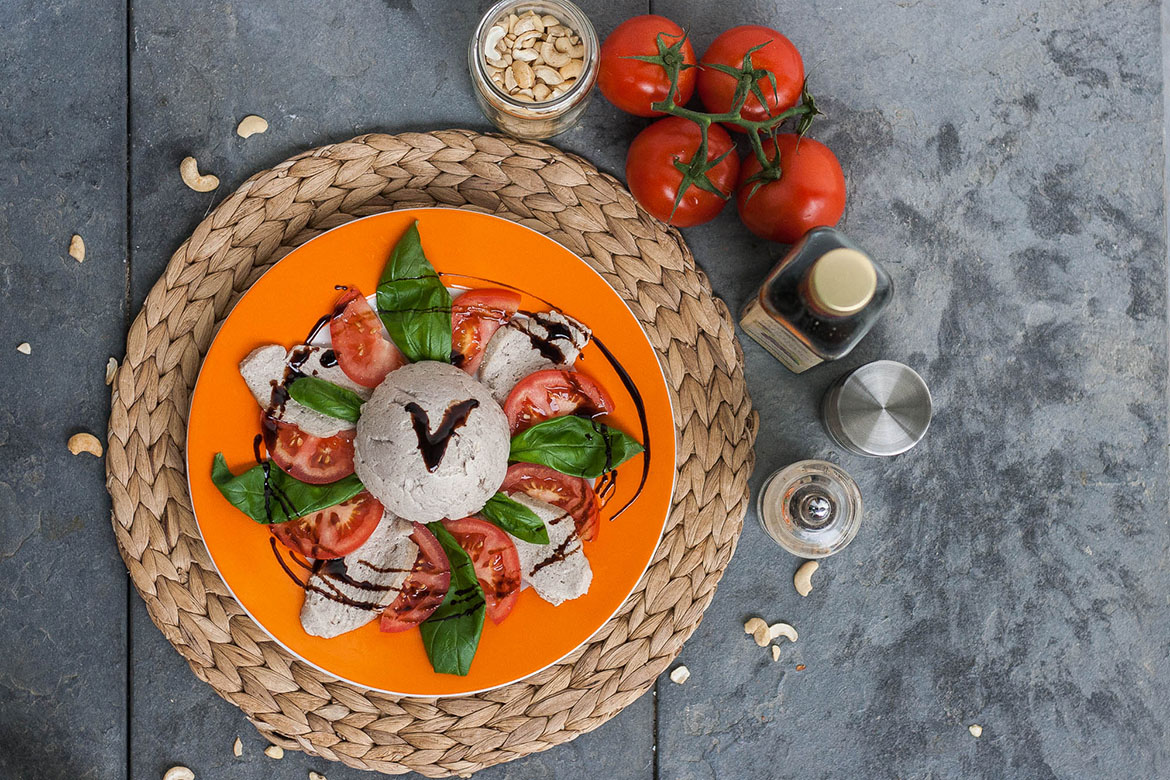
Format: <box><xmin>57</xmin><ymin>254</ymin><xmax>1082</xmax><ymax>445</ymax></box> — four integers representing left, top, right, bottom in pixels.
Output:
<box><xmin>1</xmin><ymin>0</ymin><xmax>1167</xmax><ymax>778</ymax></box>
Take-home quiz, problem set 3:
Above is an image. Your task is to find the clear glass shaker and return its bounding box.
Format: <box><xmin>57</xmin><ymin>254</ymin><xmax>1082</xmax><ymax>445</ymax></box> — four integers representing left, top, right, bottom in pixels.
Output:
<box><xmin>468</xmin><ymin>0</ymin><xmax>599</xmax><ymax>140</ymax></box>
<box><xmin>757</xmin><ymin>460</ymin><xmax>863</xmax><ymax>558</ymax></box>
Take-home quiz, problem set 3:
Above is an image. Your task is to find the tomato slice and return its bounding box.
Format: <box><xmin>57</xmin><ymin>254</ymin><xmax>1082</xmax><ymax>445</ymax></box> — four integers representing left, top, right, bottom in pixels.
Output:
<box><xmin>442</xmin><ymin>517</ymin><xmax>522</xmax><ymax>625</ymax></box>
<box><xmin>503</xmin><ymin>369</ymin><xmax>615</xmax><ymax>434</ymax></box>
<box><xmin>501</xmin><ymin>462</ymin><xmax>601</xmax><ymax>542</ymax></box>
<box><xmin>451</xmin><ymin>288</ymin><xmax>522</xmax><ymax>375</ymax></box>
<box><xmin>379</xmin><ymin>523</ymin><xmax>452</xmax><ymax>633</ymax></box>
<box><xmin>330</xmin><ymin>287</ymin><xmax>406</xmax><ymax>388</ymax></box>
<box><xmin>263</xmin><ymin>417</ymin><xmax>355</xmax><ymax>485</ymax></box>
<box><xmin>270</xmin><ymin>490</ymin><xmax>383</xmax><ymax>560</ymax></box>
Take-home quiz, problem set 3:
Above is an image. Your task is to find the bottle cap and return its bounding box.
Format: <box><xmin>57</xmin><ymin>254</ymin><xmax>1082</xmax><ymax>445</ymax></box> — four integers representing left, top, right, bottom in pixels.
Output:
<box><xmin>807</xmin><ymin>248</ymin><xmax>876</xmax><ymax>315</ymax></box>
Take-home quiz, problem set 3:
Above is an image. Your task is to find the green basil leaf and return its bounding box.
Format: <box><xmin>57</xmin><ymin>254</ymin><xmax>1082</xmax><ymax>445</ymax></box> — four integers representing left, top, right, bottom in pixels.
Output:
<box><xmin>479</xmin><ymin>492</ymin><xmax>549</xmax><ymax>545</ymax></box>
<box><xmin>286</xmin><ymin>376</ymin><xmax>364</xmax><ymax>422</ymax></box>
<box><xmin>509</xmin><ymin>416</ymin><xmax>645</xmax><ymax>479</ymax></box>
<box><xmin>210</xmin><ymin>453</ymin><xmax>364</xmax><ymax>524</ymax></box>
<box><xmin>420</xmin><ymin>522</ymin><xmax>485</xmax><ymax>676</ymax></box>
<box><xmin>376</xmin><ymin>220</ymin><xmax>453</xmax><ymax>363</ymax></box>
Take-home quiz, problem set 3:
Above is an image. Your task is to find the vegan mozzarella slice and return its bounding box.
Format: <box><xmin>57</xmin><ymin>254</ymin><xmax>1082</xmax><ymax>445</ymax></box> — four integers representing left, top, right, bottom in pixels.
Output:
<box><xmin>506</xmin><ymin>492</ymin><xmax>592</xmax><ymax>606</ymax></box>
<box><xmin>300</xmin><ymin>511</ymin><xmax>418</xmax><ymax>638</ymax></box>
<box><xmin>477</xmin><ymin>311</ymin><xmax>591</xmax><ymax>404</ymax></box>
<box><xmin>239</xmin><ymin>344</ymin><xmax>356</xmax><ymax>438</ymax></box>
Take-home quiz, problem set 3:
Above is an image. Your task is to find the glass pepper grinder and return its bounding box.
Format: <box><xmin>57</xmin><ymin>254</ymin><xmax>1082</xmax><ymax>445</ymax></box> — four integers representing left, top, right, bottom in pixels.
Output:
<box><xmin>757</xmin><ymin>460</ymin><xmax>863</xmax><ymax>558</ymax></box>
<box><xmin>740</xmin><ymin>227</ymin><xmax>892</xmax><ymax>373</ymax></box>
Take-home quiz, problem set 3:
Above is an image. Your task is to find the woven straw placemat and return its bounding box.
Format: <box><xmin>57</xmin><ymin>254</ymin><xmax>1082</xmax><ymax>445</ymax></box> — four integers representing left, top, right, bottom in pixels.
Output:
<box><xmin>106</xmin><ymin>129</ymin><xmax>757</xmax><ymax>777</ymax></box>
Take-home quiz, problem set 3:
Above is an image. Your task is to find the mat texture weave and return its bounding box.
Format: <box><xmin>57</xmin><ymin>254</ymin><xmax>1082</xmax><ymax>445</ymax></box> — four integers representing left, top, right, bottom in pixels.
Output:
<box><xmin>106</xmin><ymin>130</ymin><xmax>757</xmax><ymax>777</ymax></box>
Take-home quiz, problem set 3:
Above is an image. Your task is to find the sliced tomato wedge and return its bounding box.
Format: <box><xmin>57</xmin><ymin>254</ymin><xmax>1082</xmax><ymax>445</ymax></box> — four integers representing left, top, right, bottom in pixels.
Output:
<box><xmin>503</xmin><ymin>369</ymin><xmax>615</xmax><ymax>434</ymax></box>
<box><xmin>380</xmin><ymin>523</ymin><xmax>452</xmax><ymax>633</ymax></box>
<box><xmin>330</xmin><ymin>287</ymin><xmax>406</xmax><ymax>388</ymax></box>
<box><xmin>270</xmin><ymin>490</ymin><xmax>383</xmax><ymax>560</ymax></box>
<box><xmin>501</xmin><ymin>462</ymin><xmax>601</xmax><ymax>542</ymax></box>
<box><xmin>442</xmin><ymin>517</ymin><xmax>522</xmax><ymax>624</ymax></box>
<box><xmin>451</xmin><ymin>288</ymin><xmax>521</xmax><ymax>375</ymax></box>
<box><xmin>263</xmin><ymin>417</ymin><xmax>355</xmax><ymax>485</ymax></box>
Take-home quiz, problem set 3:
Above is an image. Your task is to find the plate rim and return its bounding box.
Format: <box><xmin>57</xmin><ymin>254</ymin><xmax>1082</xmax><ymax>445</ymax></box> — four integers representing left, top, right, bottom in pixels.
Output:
<box><xmin>184</xmin><ymin>206</ymin><xmax>678</xmax><ymax>698</ymax></box>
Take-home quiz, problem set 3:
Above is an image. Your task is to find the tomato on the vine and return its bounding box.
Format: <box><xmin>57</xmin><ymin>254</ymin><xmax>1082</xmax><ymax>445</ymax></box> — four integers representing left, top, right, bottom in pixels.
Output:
<box><xmin>697</xmin><ymin>25</ymin><xmax>804</xmax><ymax>131</ymax></box>
<box><xmin>599</xmin><ymin>15</ymin><xmax>697</xmax><ymax>117</ymax></box>
<box><xmin>626</xmin><ymin>116</ymin><xmax>740</xmax><ymax>227</ymax></box>
<box><xmin>736</xmin><ymin>134</ymin><xmax>845</xmax><ymax>244</ymax></box>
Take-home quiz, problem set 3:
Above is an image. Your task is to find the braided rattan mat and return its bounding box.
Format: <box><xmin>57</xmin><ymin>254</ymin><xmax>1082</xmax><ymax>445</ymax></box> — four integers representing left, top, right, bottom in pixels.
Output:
<box><xmin>106</xmin><ymin>130</ymin><xmax>757</xmax><ymax>777</ymax></box>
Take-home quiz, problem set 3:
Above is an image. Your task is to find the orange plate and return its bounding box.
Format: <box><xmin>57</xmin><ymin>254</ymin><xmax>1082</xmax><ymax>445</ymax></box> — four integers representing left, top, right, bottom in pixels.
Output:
<box><xmin>186</xmin><ymin>208</ymin><xmax>676</xmax><ymax>696</ymax></box>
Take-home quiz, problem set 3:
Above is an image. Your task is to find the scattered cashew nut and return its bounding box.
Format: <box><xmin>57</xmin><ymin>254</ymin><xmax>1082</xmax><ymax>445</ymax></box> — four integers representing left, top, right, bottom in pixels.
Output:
<box><xmin>236</xmin><ymin>114</ymin><xmax>268</xmax><ymax>138</ymax></box>
<box><xmin>309</xmin><ymin>772</ymin><xmax>328</xmax><ymax>780</ymax></box>
<box><xmin>105</xmin><ymin>357</ymin><xmax>118</xmax><ymax>385</ymax></box>
<box><xmin>743</xmin><ymin>616</ymin><xmax>770</xmax><ymax>647</ymax></box>
<box><xmin>771</xmin><ymin>645</ymin><xmax>781</xmax><ymax>662</ymax></box>
<box><xmin>16</xmin><ymin>342</ymin><xmax>31</xmax><ymax>355</ymax></box>
<box><xmin>232</xmin><ymin>736</ymin><xmax>242</xmax><ymax>757</ymax></box>
<box><xmin>163</xmin><ymin>768</ymin><xmax>195</xmax><ymax>780</ymax></box>
<box><xmin>969</xmin><ymin>724</ymin><xmax>983</xmax><ymax>738</ymax></box>
<box><xmin>263</xmin><ymin>745</ymin><xmax>284</xmax><ymax>759</ymax></box>
<box><xmin>768</xmin><ymin>622</ymin><xmax>798</xmax><ymax>643</ymax></box>
<box><xmin>68</xmin><ymin>432</ymin><xmax>103</xmax><ymax>458</ymax></box>
<box><xmin>69</xmin><ymin>234</ymin><xmax>85</xmax><ymax>262</ymax></box>
<box><xmin>669</xmin><ymin>665</ymin><xmax>690</xmax><ymax>684</ymax></box>
<box><xmin>180</xmin><ymin>156</ymin><xmax>219</xmax><ymax>192</ymax></box>
<box><xmin>794</xmin><ymin>560</ymin><xmax>819</xmax><ymax>597</ymax></box>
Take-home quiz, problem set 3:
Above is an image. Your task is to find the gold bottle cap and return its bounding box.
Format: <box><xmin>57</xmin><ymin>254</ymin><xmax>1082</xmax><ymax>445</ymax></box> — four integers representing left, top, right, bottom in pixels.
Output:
<box><xmin>807</xmin><ymin>248</ymin><xmax>877</xmax><ymax>316</ymax></box>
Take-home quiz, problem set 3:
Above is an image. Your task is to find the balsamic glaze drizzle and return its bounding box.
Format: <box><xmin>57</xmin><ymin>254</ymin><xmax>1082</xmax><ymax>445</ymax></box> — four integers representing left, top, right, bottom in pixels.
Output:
<box><xmin>405</xmin><ymin>399</ymin><xmax>480</xmax><ymax>472</ymax></box>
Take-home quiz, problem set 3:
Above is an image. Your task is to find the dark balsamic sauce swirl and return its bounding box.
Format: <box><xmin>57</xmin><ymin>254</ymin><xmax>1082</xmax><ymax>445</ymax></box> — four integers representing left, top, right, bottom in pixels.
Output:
<box><xmin>405</xmin><ymin>399</ymin><xmax>480</xmax><ymax>472</ymax></box>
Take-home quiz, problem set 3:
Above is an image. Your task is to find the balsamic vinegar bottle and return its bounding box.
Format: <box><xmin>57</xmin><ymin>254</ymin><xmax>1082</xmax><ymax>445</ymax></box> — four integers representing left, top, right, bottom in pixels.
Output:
<box><xmin>740</xmin><ymin>227</ymin><xmax>892</xmax><ymax>373</ymax></box>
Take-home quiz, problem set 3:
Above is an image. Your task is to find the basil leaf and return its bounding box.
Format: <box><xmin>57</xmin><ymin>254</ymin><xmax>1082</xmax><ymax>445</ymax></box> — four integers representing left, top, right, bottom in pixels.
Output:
<box><xmin>509</xmin><ymin>416</ymin><xmax>645</xmax><ymax>479</ymax></box>
<box><xmin>376</xmin><ymin>220</ymin><xmax>453</xmax><ymax>363</ymax></box>
<box><xmin>420</xmin><ymin>522</ymin><xmax>485</xmax><ymax>676</ymax></box>
<box><xmin>210</xmin><ymin>453</ymin><xmax>364</xmax><ymax>524</ymax></box>
<box><xmin>479</xmin><ymin>492</ymin><xmax>549</xmax><ymax>545</ymax></box>
<box><xmin>286</xmin><ymin>376</ymin><xmax>364</xmax><ymax>422</ymax></box>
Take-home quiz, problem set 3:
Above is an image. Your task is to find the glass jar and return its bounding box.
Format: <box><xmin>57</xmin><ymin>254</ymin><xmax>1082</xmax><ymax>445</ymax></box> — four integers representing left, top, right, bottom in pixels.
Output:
<box><xmin>468</xmin><ymin>0</ymin><xmax>599</xmax><ymax>140</ymax></box>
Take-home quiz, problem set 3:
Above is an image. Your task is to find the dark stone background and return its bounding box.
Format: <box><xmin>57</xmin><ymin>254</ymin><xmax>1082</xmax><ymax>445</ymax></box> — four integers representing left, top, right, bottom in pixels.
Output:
<box><xmin>0</xmin><ymin>1</ymin><xmax>1165</xmax><ymax>778</ymax></box>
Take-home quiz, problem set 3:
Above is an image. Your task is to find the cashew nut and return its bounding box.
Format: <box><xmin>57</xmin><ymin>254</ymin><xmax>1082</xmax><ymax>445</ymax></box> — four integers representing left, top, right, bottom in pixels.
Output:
<box><xmin>232</xmin><ymin>736</ymin><xmax>243</xmax><ymax>757</ymax></box>
<box><xmin>968</xmin><ymin>724</ymin><xmax>983</xmax><ymax>738</ymax></box>
<box><xmin>263</xmin><ymin>745</ymin><xmax>284</xmax><ymax>759</ymax></box>
<box><xmin>794</xmin><ymin>560</ymin><xmax>819</xmax><ymax>597</ymax></box>
<box><xmin>16</xmin><ymin>342</ymin><xmax>31</xmax><ymax>355</ymax></box>
<box><xmin>67</xmin><ymin>432</ymin><xmax>103</xmax><ymax>458</ymax></box>
<box><xmin>483</xmin><ymin>25</ymin><xmax>506</xmax><ymax>58</ymax></box>
<box><xmin>309</xmin><ymin>773</ymin><xmax>327</xmax><ymax>780</ymax></box>
<box><xmin>669</xmin><ymin>665</ymin><xmax>690</xmax><ymax>684</ymax></box>
<box><xmin>771</xmin><ymin>645</ymin><xmax>781</xmax><ymax>662</ymax></box>
<box><xmin>540</xmin><ymin>41</ymin><xmax>570</xmax><ymax>67</ymax></box>
<box><xmin>768</xmin><ymin>622</ymin><xmax>798</xmax><ymax>643</ymax></box>
<box><xmin>105</xmin><ymin>357</ymin><xmax>118</xmax><ymax>385</ymax></box>
<box><xmin>69</xmin><ymin>234</ymin><xmax>85</xmax><ymax>262</ymax></box>
<box><xmin>236</xmin><ymin>114</ymin><xmax>268</xmax><ymax>139</ymax></box>
<box><xmin>533</xmin><ymin>65</ymin><xmax>563</xmax><ymax>85</ymax></box>
<box><xmin>163</xmin><ymin>768</ymin><xmax>195</xmax><ymax>780</ymax></box>
<box><xmin>179</xmin><ymin>156</ymin><xmax>219</xmax><ymax>192</ymax></box>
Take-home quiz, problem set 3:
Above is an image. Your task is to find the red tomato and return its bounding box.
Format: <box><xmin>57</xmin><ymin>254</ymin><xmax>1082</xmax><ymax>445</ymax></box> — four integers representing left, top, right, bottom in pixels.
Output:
<box><xmin>263</xmin><ymin>417</ymin><xmax>355</xmax><ymax>485</ymax></box>
<box><xmin>736</xmin><ymin>134</ymin><xmax>846</xmax><ymax>244</ymax></box>
<box><xmin>501</xmin><ymin>462</ymin><xmax>601</xmax><ymax>542</ymax></box>
<box><xmin>625</xmin><ymin>117</ymin><xmax>740</xmax><ymax>227</ymax></box>
<box><xmin>697</xmin><ymin>25</ymin><xmax>804</xmax><ymax>132</ymax></box>
<box><xmin>380</xmin><ymin>523</ymin><xmax>452</xmax><ymax>633</ymax></box>
<box><xmin>451</xmin><ymin>288</ymin><xmax>521</xmax><ymax>375</ymax></box>
<box><xmin>270</xmin><ymin>490</ymin><xmax>383</xmax><ymax>560</ymax></box>
<box><xmin>330</xmin><ymin>287</ymin><xmax>405</xmax><ymax>388</ymax></box>
<box><xmin>442</xmin><ymin>517</ymin><xmax>522</xmax><ymax>625</ymax></box>
<box><xmin>503</xmin><ymin>369</ymin><xmax>615</xmax><ymax>434</ymax></box>
<box><xmin>598</xmin><ymin>15</ymin><xmax>697</xmax><ymax>117</ymax></box>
